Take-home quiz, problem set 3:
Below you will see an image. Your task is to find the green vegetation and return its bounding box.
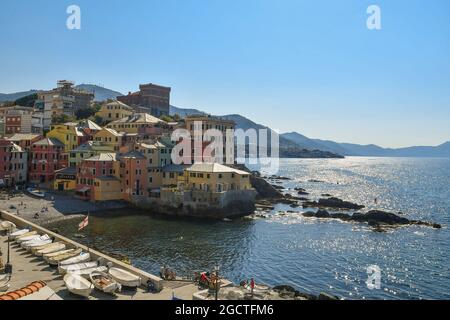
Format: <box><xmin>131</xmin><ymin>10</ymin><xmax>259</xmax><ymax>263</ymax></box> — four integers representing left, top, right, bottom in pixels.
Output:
<box><xmin>51</xmin><ymin>114</ymin><xmax>75</xmax><ymax>124</ymax></box>
<box><xmin>14</xmin><ymin>93</ymin><xmax>38</xmax><ymax>108</ymax></box>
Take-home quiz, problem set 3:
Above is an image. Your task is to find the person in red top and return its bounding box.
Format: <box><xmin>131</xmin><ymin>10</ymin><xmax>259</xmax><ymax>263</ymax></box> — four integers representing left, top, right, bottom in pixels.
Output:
<box><xmin>250</xmin><ymin>278</ymin><xmax>255</xmax><ymax>296</ymax></box>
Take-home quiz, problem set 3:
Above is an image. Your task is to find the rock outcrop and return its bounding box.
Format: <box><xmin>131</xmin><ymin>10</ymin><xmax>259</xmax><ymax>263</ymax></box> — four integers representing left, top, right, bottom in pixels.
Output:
<box><xmin>302</xmin><ymin>209</ymin><xmax>442</xmax><ymax>229</ymax></box>
<box><xmin>302</xmin><ymin>197</ymin><xmax>365</xmax><ymax>210</ymax></box>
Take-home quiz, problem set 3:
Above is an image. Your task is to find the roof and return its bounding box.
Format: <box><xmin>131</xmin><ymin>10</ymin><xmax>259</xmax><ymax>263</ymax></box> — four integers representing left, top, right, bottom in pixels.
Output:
<box><xmin>0</xmin><ymin>140</ymin><xmax>24</xmax><ymax>152</ymax></box>
<box><xmin>6</xmin><ymin>133</ymin><xmax>42</xmax><ymax>141</ymax></box>
<box><xmin>96</xmin><ymin>175</ymin><xmax>121</xmax><ymax>182</ymax></box>
<box><xmin>55</xmin><ymin>167</ymin><xmax>77</xmax><ymax>175</ymax></box>
<box><xmin>78</xmin><ymin>119</ymin><xmax>102</xmax><ymax>131</ymax></box>
<box><xmin>100</xmin><ymin>127</ymin><xmax>123</xmax><ymax>137</ymax></box>
<box><xmin>162</xmin><ymin>164</ymin><xmax>187</xmax><ymax>173</ymax></box>
<box><xmin>120</xmin><ymin>150</ymin><xmax>146</xmax><ymax>160</ymax></box>
<box><xmin>110</xmin><ymin>113</ymin><xmax>166</xmax><ymax>125</ymax></box>
<box><xmin>85</xmin><ymin>153</ymin><xmax>118</xmax><ymax>161</ymax></box>
<box><xmin>33</xmin><ymin>138</ymin><xmax>65</xmax><ymax>147</ymax></box>
<box><xmin>71</xmin><ymin>141</ymin><xmax>94</xmax><ymax>152</ymax></box>
<box><xmin>186</xmin><ymin>163</ymin><xmax>249</xmax><ymax>175</ymax></box>
<box><xmin>105</xmin><ymin>100</ymin><xmax>133</xmax><ymax>110</ymax></box>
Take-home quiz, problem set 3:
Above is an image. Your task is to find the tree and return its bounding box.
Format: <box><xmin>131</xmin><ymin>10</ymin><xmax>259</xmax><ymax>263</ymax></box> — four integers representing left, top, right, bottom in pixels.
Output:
<box><xmin>52</xmin><ymin>114</ymin><xmax>75</xmax><ymax>124</ymax></box>
<box><xmin>15</xmin><ymin>93</ymin><xmax>38</xmax><ymax>108</ymax></box>
<box><xmin>160</xmin><ymin>115</ymin><xmax>174</xmax><ymax>122</ymax></box>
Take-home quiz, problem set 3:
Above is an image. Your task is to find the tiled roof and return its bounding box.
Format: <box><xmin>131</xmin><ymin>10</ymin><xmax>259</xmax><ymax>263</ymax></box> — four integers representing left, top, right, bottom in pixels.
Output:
<box><xmin>55</xmin><ymin>166</ymin><xmax>77</xmax><ymax>175</ymax></box>
<box><xmin>0</xmin><ymin>281</ymin><xmax>47</xmax><ymax>301</ymax></box>
<box><xmin>85</xmin><ymin>152</ymin><xmax>118</xmax><ymax>161</ymax></box>
<box><xmin>110</xmin><ymin>113</ymin><xmax>166</xmax><ymax>125</ymax></box>
<box><xmin>78</xmin><ymin>119</ymin><xmax>102</xmax><ymax>131</ymax></box>
<box><xmin>33</xmin><ymin>138</ymin><xmax>65</xmax><ymax>147</ymax></box>
<box><xmin>186</xmin><ymin>163</ymin><xmax>249</xmax><ymax>175</ymax></box>
<box><xmin>6</xmin><ymin>133</ymin><xmax>42</xmax><ymax>141</ymax></box>
<box><xmin>120</xmin><ymin>150</ymin><xmax>146</xmax><ymax>159</ymax></box>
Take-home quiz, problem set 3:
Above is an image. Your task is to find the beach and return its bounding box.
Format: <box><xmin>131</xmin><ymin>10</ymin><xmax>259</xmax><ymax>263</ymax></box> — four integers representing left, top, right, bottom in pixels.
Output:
<box><xmin>0</xmin><ymin>190</ymin><xmax>129</xmax><ymax>226</ymax></box>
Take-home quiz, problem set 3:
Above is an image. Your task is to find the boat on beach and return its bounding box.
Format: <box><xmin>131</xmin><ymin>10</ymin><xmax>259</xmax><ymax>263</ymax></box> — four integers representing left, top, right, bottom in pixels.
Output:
<box><xmin>21</xmin><ymin>234</ymin><xmax>51</xmax><ymax>250</ymax></box>
<box><xmin>63</xmin><ymin>273</ymin><xmax>93</xmax><ymax>298</ymax></box>
<box><xmin>35</xmin><ymin>242</ymin><xmax>66</xmax><ymax>256</ymax></box>
<box><xmin>90</xmin><ymin>271</ymin><xmax>122</xmax><ymax>294</ymax></box>
<box><xmin>8</xmin><ymin>228</ymin><xmax>30</xmax><ymax>240</ymax></box>
<box><xmin>69</xmin><ymin>266</ymin><xmax>108</xmax><ymax>279</ymax></box>
<box><xmin>108</xmin><ymin>267</ymin><xmax>141</xmax><ymax>288</ymax></box>
<box><xmin>16</xmin><ymin>234</ymin><xmax>40</xmax><ymax>244</ymax></box>
<box><xmin>58</xmin><ymin>252</ymin><xmax>90</xmax><ymax>267</ymax></box>
<box><xmin>13</xmin><ymin>230</ymin><xmax>37</xmax><ymax>241</ymax></box>
<box><xmin>47</xmin><ymin>248</ymin><xmax>82</xmax><ymax>266</ymax></box>
<box><xmin>26</xmin><ymin>188</ymin><xmax>45</xmax><ymax>198</ymax></box>
<box><xmin>58</xmin><ymin>261</ymin><xmax>98</xmax><ymax>274</ymax></box>
<box><xmin>43</xmin><ymin>248</ymin><xmax>77</xmax><ymax>261</ymax></box>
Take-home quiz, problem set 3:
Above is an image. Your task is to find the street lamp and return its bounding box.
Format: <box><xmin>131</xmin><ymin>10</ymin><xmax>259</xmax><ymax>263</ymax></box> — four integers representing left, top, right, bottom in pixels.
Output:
<box><xmin>4</xmin><ymin>225</ymin><xmax>13</xmax><ymax>274</ymax></box>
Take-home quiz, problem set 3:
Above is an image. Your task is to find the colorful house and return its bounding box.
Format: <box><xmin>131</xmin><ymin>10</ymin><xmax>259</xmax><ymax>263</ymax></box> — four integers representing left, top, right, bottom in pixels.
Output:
<box><xmin>0</xmin><ymin>139</ymin><xmax>28</xmax><ymax>186</ymax></box>
<box><xmin>93</xmin><ymin>128</ymin><xmax>124</xmax><ymax>152</ymax></box>
<box><xmin>6</xmin><ymin>133</ymin><xmax>43</xmax><ymax>151</ymax></box>
<box><xmin>95</xmin><ymin>100</ymin><xmax>133</xmax><ymax>123</ymax></box>
<box><xmin>119</xmin><ymin>151</ymin><xmax>148</xmax><ymax>201</ymax></box>
<box><xmin>75</xmin><ymin>153</ymin><xmax>120</xmax><ymax>201</ymax></box>
<box><xmin>53</xmin><ymin>167</ymin><xmax>77</xmax><ymax>191</ymax></box>
<box><xmin>29</xmin><ymin>138</ymin><xmax>65</xmax><ymax>184</ymax></box>
<box><xmin>47</xmin><ymin>122</ymin><xmax>88</xmax><ymax>152</ymax></box>
<box><xmin>68</xmin><ymin>141</ymin><xmax>112</xmax><ymax>167</ymax></box>
<box><xmin>106</xmin><ymin>113</ymin><xmax>166</xmax><ymax>134</ymax></box>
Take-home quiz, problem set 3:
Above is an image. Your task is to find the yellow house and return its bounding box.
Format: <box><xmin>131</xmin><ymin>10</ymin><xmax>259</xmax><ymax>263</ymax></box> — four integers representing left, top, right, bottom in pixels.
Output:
<box><xmin>47</xmin><ymin>122</ymin><xmax>86</xmax><ymax>152</ymax></box>
<box><xmin>95</xmin><ymin>100</ymin><xmax>133</xmax><ymax>123</ymax></box>
<box><xmin>184</xmin><ymin>163</ymin><xmax>252</xmax><ymax>192</ymax></box>
<box><xmin>53</xmin><ymin>167</ymin><xmax>77</xmax><ymax>191</ymax></box>
<box><xmin>106</xmin><ymin>113</ymin><xmax>166</xmax><ymax>134</ymax></box>
<box><xmin>68</xmin><ymin>141</ymin><xmax>113</xmax><ymax>167</ymax></box>
<box><xmin>93</xmin><ymin>176</ymin><xmax>122</xmax><ymax>201</ymax></box>
<box><xmin>93</xmin><ymin>128</ymin><xmax>124</xmax><ymax>152</ymax></box>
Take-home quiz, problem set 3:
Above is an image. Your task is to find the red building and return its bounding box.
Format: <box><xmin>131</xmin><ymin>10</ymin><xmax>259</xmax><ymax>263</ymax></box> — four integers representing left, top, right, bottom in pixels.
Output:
<box><xmin>0</xmin><ymin>139</ymin><xmax>28</xmax><ymax>186</ymax></box>
<box><xmin>75</xmin><ymin>153</ymin><xmax>119</xmax><ymax>201</ymax></box>
<box><xmin>29</xmin><ymin>138</ymin><xmax>65</xmax><ymax>184</ymax></box>
<box><xmin>117</xmin><ymin>83</ymin><xmax>171</xmax><ymax>117</ymax></box>
<box><xmin>5</xmin><ymin>114</ymin><xmax>22</xmax><ymax>135</ymax></box>
<box><xmin>120</xmin><ymin>151</ymin><xmax>148</xmax><ymax>201</ymax></box>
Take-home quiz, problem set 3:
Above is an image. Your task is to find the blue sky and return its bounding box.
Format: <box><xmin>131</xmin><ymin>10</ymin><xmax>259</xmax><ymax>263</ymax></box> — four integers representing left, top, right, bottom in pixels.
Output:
<box><xmin>0</xmin><ymin>0</ymin><xmax>449</xmax><ymax>147</ymax></box>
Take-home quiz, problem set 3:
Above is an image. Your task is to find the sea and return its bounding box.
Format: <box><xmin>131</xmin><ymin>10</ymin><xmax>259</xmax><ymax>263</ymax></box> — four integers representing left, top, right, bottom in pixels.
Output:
<box><xmin>48</xmin><ymin>157</ymin><xmax>450</xmax><ymax>300</ymax></box>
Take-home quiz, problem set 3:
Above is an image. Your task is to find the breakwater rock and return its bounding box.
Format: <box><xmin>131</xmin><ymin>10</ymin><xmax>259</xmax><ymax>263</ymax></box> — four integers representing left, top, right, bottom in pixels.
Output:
<box><xmin>302</xmin><ymin>197</ymin><xmax>365</xmax><ymax>210</ymax></box>
<box><xmin>303</xmin><ymin>209</ymin><xmax>442</xmax><ymax>229</ymax></box>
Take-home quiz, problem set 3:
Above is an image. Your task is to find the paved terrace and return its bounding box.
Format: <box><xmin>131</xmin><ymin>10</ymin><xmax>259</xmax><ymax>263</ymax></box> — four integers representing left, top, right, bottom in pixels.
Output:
<box><xmin>0</xmin><ymin>211</ymin><xmax>215</xmax><ymax>300</ymax></box>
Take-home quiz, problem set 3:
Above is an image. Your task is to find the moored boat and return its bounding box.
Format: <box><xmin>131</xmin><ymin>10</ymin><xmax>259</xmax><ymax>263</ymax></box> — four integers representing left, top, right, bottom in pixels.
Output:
<box><xmin>35</xmin><ymin>243</ymin><xmax>66</xmax><ymax>256</ymax></box>
<box><xmin>69</xmin><ymin>266</ymin><xmax>108</xmax><ymax>279</ymax></box>
<box><xmin>8</xmin><ymin>228</ymin><xmax>30</xmax><ymax>240</ymax></box>
<box><xmin>63</xmin><ymin>273</ymin><xmax>93</xmax><ymax>298</ymax></box>
<box><xmin>16</xmin><ymin>233</ymin><xmax>40</xmax><ymax>244</ymax></box>
<box><xmin>90</xmin><ymin>271</ymin><xmax>122</xmax><ymax>294</ymax></box>
<box><xmin>21</xmin><ymin>234</ymin><xmax>51</xmax><ymax>250</ymax></box>
<box><xmin>43</xmin><ymin>248</ymin><xmax>76</xmax><ymax>261</ymax></box>
<box><xmin>26</xmin><ymin>188</ymin><xmax>45</xmax><ymax>198</ymax></box>
<box><xmin>58</xmin><ymin>261</ymin><xmax>98</xmax><ymax>274</ymax></box>
<box><xmin>47</xmin><ymin>248</ymin><xmax>82</xmax><ymax>265</ymax></box>
<box><xmin>58</xmin><ymin>252</ymin><xmax>90</xmax><ymax>267</ymax></box>
<box><xmin>108</xmin><ymin>267</ymin><xmax>141</xmax><ymax>288</ymax></box>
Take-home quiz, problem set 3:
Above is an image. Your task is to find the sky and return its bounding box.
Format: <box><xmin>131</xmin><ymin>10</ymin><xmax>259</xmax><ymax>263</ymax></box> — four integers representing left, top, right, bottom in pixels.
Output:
<box><xmin>0</xmin><ymin>0</ymin><xmax>449</xmax><ymax>148</ymax></box>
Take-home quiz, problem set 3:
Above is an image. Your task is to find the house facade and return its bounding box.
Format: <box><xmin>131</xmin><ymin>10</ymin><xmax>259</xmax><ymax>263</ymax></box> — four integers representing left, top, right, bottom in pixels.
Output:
<box><xmin>29</xmin><ymin>138</ymin><xmax>65</xmax><ymax>184</ymax></box>
<box><xmin>0</xmin><ymin>139</ymin><xmax>28</xmax><ymax>186</ymax></box>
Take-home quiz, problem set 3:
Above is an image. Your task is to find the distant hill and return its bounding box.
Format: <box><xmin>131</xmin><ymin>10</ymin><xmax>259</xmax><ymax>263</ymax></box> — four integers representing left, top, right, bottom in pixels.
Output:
<box><xmin>282</xmin><ymin>132</ymin><xmax>450</xmax><ymax>158</ymax></box>
<box><xmin>75</xmin><ymin>84</ymin><xmax>123</xmax><ymax>101</ymax></box>
<box><xmin>170</xmin><ymin>106</ymin><xmax>343</xmax><ymax>158</ymax></box>
<box><xmin>0</xmin><ymin>85</ymin><xmax>123</xmax><ymax>103</ymax></box>
<box><xmin>0</xmin><ymin>90</ymin><xmax>39</xmax><ymax>102</ymax></box>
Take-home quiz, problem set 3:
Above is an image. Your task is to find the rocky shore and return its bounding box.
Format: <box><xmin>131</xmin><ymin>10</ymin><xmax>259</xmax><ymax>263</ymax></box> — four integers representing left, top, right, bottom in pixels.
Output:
<box><xmin>250</xmin><ymin>173</ymin><xmax>443</xmax><ymax>232</ymax></box>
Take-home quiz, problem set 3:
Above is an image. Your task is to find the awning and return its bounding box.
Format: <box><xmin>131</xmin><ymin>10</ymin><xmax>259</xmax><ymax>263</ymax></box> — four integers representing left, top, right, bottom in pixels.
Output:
<box><xmin>77</xmin><ymin>187</ymin><xmax>90</xmax><ymax>193</ymax></box>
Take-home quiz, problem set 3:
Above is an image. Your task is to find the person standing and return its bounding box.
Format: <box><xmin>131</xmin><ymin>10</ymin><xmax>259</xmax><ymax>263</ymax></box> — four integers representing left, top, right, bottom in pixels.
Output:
<box><xmin>250</xmin><ymin>278</ymin><xmax>255</xmax><ymax>297</ymax></box>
